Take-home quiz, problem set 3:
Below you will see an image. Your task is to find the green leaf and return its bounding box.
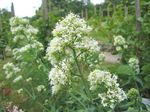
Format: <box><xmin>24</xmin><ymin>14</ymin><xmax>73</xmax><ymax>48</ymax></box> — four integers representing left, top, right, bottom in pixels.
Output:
<box><xmin>143</xmin><ymin>75</ymin><xmax>150</xmax><ymax>89</ymax></box>
<box><xmin>137</xmin><ymin>17</ymin><xmax>144</xmax><ymax>22</ymax></box>
<box><xmin>69</xmin><ymin>93</ymin><xmax>86</xmax><ymax>109</ymax></box>
<box><xmin>142</xmin><ymin>64</ymin><xmax>150</xmax><ymax>74</ymax></box>
<box><xmin>116</xmin><ymin>65</ymin><xmax>135</xmax><ymax>76</ymax></box>
<box><xmin>134</xmin><ymin>76</ymin><xmax>143</xmax><ymax>87</ymax></box>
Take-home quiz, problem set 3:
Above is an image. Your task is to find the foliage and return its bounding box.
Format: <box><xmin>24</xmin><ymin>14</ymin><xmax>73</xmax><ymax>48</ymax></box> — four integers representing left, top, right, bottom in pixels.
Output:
<box><xmin>1</xmin><ymin>17</ymin><xmax>49</xmax><ymax>111</ymax></box>
<box><xmin>0</xmin><ymin>9</ymin><xmax>12</xmax><ymax>58</ymax></box>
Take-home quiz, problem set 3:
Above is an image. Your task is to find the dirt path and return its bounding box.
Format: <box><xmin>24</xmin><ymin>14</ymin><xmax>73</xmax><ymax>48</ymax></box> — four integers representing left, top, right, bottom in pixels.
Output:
<box><xmin>104</xmin><ymin>52</ymin><xmax>121</xmax><ymax>64</ymax></box>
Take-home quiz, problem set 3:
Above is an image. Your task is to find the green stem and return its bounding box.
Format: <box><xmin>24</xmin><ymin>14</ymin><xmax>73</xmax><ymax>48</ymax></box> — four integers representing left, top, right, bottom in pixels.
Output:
<box><xmin>37</xmin><ymin>102</ymin><xmax>50</xmax><ymax>112</ymax></box>
<box><xmin>71</xmin><ymin>47</ymin><xmax>92</xmax><ymax>101</ymax></box>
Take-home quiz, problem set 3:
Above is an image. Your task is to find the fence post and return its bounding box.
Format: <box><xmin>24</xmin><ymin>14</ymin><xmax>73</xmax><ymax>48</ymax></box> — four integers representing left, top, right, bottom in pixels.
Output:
<box><xmin>42</xmin><ymin>0</ymin><xmax>49</xmax><ymax>21</ymax></box>
<box><xmin>135</xmin><ymin>0</ymin><xmax>141</xmax><ymax>32</ymax></box>
<box><xmin>0</xmin><ymin>15</ymin><xmax>2</xmax><ymax>34</ymax></box>
<box><xmin>11</xmin><ymin>2</ymin><xmax>15</xmax><ymax>17</ymax></box>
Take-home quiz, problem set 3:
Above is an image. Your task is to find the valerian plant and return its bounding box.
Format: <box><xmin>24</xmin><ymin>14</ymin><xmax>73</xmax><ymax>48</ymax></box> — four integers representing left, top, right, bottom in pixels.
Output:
<box><xmin>46</xmin><ymin>13</ymin><xmax>127</xmax><ymax>111</ymax></box>
<box><xmin>3</xmin><ymin>17</ymin><xmax>49</xmax><ymax>111</ymax></box>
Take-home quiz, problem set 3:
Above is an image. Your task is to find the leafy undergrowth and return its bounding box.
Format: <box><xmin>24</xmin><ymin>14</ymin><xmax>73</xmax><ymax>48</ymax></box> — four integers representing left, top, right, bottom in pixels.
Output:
<box><xmin>88</xmin><ymin>17</ymin><xmax>111</xmax><ymax>44</ymax></box>
<box><xmin>0</xmin><ymin>57</ymin><xmax>48</xmax><ymax>112</ymax></box>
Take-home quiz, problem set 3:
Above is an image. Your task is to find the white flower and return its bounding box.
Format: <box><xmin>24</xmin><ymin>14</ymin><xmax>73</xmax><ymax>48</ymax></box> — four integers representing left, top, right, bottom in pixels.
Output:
<box><xmin>48</xmin><ymin>62</ymin><xmax>69</xmax><ymax>95</ymax></box>
<box><xmin>46</xmin><ymin>13</ymin><xmax>104</xmax><ymax>95</ymax></box>
<box><xmin>26</xmin><ymin>77</ymin><xmax>32</xmax><ymax>82</ymax></box>
<box><xmin>46</xmin><ymin>38</ymin><xmax>64</xmax><ymax>65</ymax></box>
<box><xmin>10</xmin><ymin>17</ymin><xmax>29</xmax><ymax>27</ymax></box>
<box><xmin>74</xmin><ymin>37</ymin><xmax>100</xmax><ymax>52</ymax></box>
<box><xmin>13</xmin><ymin>75</ymin><xmax>23</xmax><ymax>83</ymax></box>
<box><xmin>99</xmin><ymin>53</ymin><xmax>105</xmax><ymax>61</ymax></box>
<box><xmin>123</xmin><ymin>45</ymin><xmax>128</xmax><ymax>49</ymax></box>
<box><xmin>25</xmin><ymin>25</ymin><xmax>38</xmax><ymax>35</ymax></box>
<box><xmin>116</xmin><ymin>46</ymin><xmax>122</xmax><ymax>51</ymax></box>
<box><xmin>46</xmin><ymin>13</ymin><xmax>103</xmax><ymax>67</ymax></box>
<box><xmin>114</xmin><ymin>35</ymin><xmax>126</xmax><ymax>46</ymax></box>
<box><xmin>88</xmin><ymin>70</ymin><xmax>127</xmax><ymax>109</ymax></box>
<box><xmin>128</xmin><ymin>57</ymin><xmax>140</xmax><ymax>74</ymax></box>
<box><xmin>17</xmin><ymin>88</ymin><xmax>23</xmax><ymax>94</ymax></box>
<box><xmin>113</xmin><ymin>35</ymin><xmax>128</xmax><ymax>52</ymax></box>
<box><xmin>5</xmin><ymin>46</ymin><xmax>12</xmax><ymax>52</ymax></box>
<box><xmin>52</xmin><ymin>13</ymin><xmax>92</xmax><ymax>38</ymax></box>
<box><xmin>37</xmin><ymin>85</ymin><xmax>46</xmax><ymax>92</ymax></box>
<box><xmin>3</xmin><ymin>62</ymin><xmax>21</xmax><ymax>79</ymax></box>
<box><xmin>7</xmin><ymin>104</ymin><xmax>24</xmax><ymax>112</ymax></box>
<box><xmin>10</xmin><ymin>17</ymin><xmax>43</xmax><ymax>61</ymax></box>
<box><xmin>13</xmin><ymin>35</ymin><xmax>25</xmax><ymax>42</ymax></box>
<box><xmin>12</xmin><ymin>40</ymin><xmax>43</xmax><ymax>60</ymax></box>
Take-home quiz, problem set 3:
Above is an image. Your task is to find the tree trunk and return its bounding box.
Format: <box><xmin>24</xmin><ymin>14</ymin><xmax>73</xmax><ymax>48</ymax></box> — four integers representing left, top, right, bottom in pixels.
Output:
<box><xmin>11</xmin><ymin>2</ymin><xmax>15</xmax><ymax>17</ymax></box>
<box><xmin>135</xmin><ymin>0</ymin><xmax>141</xmax><ymax>32</ymax></box>
<box><xmin>42</xmin><ymin>0</ymin><xmax>49</xmax><ymax>21</ymax></box>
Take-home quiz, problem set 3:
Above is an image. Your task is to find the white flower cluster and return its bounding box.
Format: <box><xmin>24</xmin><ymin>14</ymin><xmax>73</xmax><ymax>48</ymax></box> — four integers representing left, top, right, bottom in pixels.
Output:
<box><xmin>128</xmin><ymin>58</ymin><xmax>140</xmax><ymax>74</ymax></box>
<box><xmin>7</xmin><ymin>106</ymin><xmax>24</xmax><ymax>112</ymax></box>
<box><xmin>88</xmin><ymin>70</ymin><xmax>127</xmax><ymax>109</ymax></box>
<box><xmin>74</xmin><ymin>37</ymin><xmax>100</xmax><ymax>52</ymax></box>
<box><xmin>12</xmin><ymin>41</ymin><xmax>43</xmax><ymax>60</ymax></box>
<box><xmin>113</xmin><ymin>35</ymin><xmax>128</xmax><ymax>52</ymax></box>
<box><xmin>37</xmin><ymin>85</ymin><xmax>46</xmax><ymax>92</ymax></box>
<box><xmin>5</xmin><ymin>46</ymin><xmax>12</xmax><ymax>53</ymax></box>
<box><xmin>3</xmin><ymin>62</ymin><xmax>21</xmax><ymax>79</ymax></box>
<box><xmin>10</xmin><ymin>17</ymin><xmax>38</xmax><ymax>36</ymax></box>
<box><xmin>9</xmin><ymin>17</ymin><xmax>43</xmax><ymax>61</ymax></box>
<box><xmin>52</xmin><ymin>13</ymin><xmax>92</xmax><ymax>40</ymax></box>
<box><xmin>46</xmin><ymin>13</ymin><xmax>104</xmax><ymax>94</ymax></box>
<box><xmin>17</xmin><ymin>88</ymin><xmax>23</xmax><ymax>94</ymax></box>
<box><xmin>46</xmin><ymin>37</ymin><xmax>65</xmax><ymax>65</ymax></box>
<box><xmin>3</xmin><ymin>17</ymin><xmax>43</xmax><ymax>86</ymax></box>
<box><xmin>26</xmin><ymin>77</ymin><xmax>32</xmax><ymax>82</ymax></box>
<box><xmin>13</xmin><ymin>75</ymin><xmax>23</xmax><ymax>83</ymax></box>
<box><xmin>6</xmin><ymin>102</ymin><xmax>24</xmax><ymax>112</ymax></box>
<box><xmin>10</xmin><ymin>17</ymin><xmax>29</xmax><ymax>27</ymax></box>
<box><xmin>46</xmin><ymin>13</ymin><xmax>103</xmax><ymax>65</ymax></box>
<box><xmin>48</xmin><ymin>60</ymin><xmax>70</xmax><ymax>95</ymax></box>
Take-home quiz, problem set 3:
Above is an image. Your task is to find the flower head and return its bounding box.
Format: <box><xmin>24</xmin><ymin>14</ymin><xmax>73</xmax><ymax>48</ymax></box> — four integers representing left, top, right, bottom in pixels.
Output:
<box><xmin>113</xmin><ymin>35</ymin><xmax>128</xmax><ymax>52</ymax></box>
<box><xmin>128</xmin><ymin>57</ymin><xmax>140</xmax><ymax>74</ymax></box>
<box><xmin>3</xmin><ymin>62</ymin><xmax>21</xmax><ymax>79</ymax></box>
<box><xmin>88</xmin><ymin>70</ymin><xmax>127</xmax><ymax>109</ymax></box>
